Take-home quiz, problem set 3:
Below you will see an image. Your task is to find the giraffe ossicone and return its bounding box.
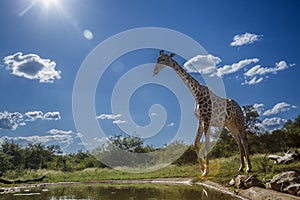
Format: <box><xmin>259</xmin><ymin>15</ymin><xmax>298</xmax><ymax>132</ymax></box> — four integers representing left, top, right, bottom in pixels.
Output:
<box><xmin>154</xmin><ymin>51</ymin><xmax>252</xmax><ymax>176</ymax></box>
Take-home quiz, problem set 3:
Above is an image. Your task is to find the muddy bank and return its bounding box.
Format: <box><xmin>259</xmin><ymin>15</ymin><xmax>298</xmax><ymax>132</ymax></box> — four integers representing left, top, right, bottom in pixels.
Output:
<box><xmin>238</xmin><ymin>186</ymin><xmax>300</xmax><ymax>200</ymax></box>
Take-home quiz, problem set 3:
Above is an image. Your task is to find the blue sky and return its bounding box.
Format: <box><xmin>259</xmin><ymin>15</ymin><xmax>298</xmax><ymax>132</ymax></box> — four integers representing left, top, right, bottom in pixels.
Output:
<box><xmin>0</xmin><ymin>0</ymin><xmax>299</xmax><ymax>153</ymax></box>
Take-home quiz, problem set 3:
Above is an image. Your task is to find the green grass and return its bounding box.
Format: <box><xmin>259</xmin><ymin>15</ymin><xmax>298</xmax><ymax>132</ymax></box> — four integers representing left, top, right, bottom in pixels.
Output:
<box><xmin>1</xmin><ymin>154</ymin><xmax>299</xmax><ymax>187</ymax></box>
<box><xmin>206</xmin><ymin>154</ymin><xmax>300</xmax><ymax>185</ymax></box>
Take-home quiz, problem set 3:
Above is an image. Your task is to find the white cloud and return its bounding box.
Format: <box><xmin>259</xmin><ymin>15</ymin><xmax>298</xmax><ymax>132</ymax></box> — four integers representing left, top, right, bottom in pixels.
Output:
<box><xmin>25</xmin><ymin>111</ymin><xmax>61</xmax><ymax>121</ymax></box>
<box><xmin>230</xmin><ymin>32</ymin><xmax>263</xmax><ymax>47</ymax></box>
<box><xmin>0</xmin><ymin>110</ymin><xmax>61</xmax><ymax>130</ymax></box>
<box><xmin>243</xmin><ymin>76</ymin><xmax>264</xmax><ymax>85</ymax></box>
<box><xmin>97</xmin><ymin>113</ymin><xmax>127</xmax><ymax>124</ymax></box>
<box><xmin>182</xmin><ymin>53</ymin><xmax>294</xmax><ymax>87</ymax></box>
<box><xmin>215</xmin><ymin>58</ymin><xmax>259</xmax><ymax>77</ymax></box>
<box><xmin>263</xmin><ymin>102</ymin><xmax>297</xmax><ymax>116</ymax></box>
<box><xmin>183</xmin><ymin>54</ymin><xmax>258</xmax><ymax>79</ymax></box>
<box><xmin>48</xmin><ymin>129</ymin><xmax>73</xmax><ymax>135</ymax></box>
<box><xmin>244</xmin><ymin>61</ymin><xmax>294</xmax><ymax>77</ymax></box>
<box><xmin>19</xmin><ymin>122</ymin><xmax>26</xmax><ymax>126</ymax></box>
<box><xmin>76</xmin><ymin>132</ymin><xmax>83</xmax><ymax>138</ymax></box>
<box><xmin>261</xmin><ymin>117</ymin><xmax>287</xmax><ymax>129</ymax></box>
<box><xmin>243</xmin><ymin>61</ymin><xmax>295</xmax><ymax>85</ymax></box>
<box><xmin>167</xmin><ymin>122</ymin><xmax>175</xmax><ymax>127</ymax></box>
<box><xmin>262</xmin><ymin>117</ymin><xmax>286</xmax><ymax>126</ymax></box>
<box><xmin>183</xmin><ymin>54</ymin><xmax>221</xmax><ymax>74</ymax></box>
<box><xmin>96</xmin><ymin>113</ymin><xmax>122</xmax><ymax>120</ymax></box>
<box><xmin>43</xmin><ymin>112</ymin><xmax>61</xmax><ymax>120</ymax></box>
<box><xmin>3</xmin><ymin>52</ymin><xmax>61</xmax><ymax>83</ymax></box>
<box><xmin>25</xmin><ymin>111</ymin><xmax>44</xmax><ymax>121</ymax></box>
<box><xmin>244</xmin><ymin>65</ymin><xmax>261</xmax><ymax>77</ymax></box>
<box><xmin>94</xmin><ymin>136</ymin><xmax>110</xmax><ymax>144</ymax></box>
<box><xmin>0</xmin><ymin>111</ymin><xmax>23</xmax><ymax>130</ymax></box>
<box><xmin>253</xmin><ymin>103</ymin><xmax>264</xmax><ymax>115</ymax></box>
<box><xmin>113</xmin><ymin>120</ymin><xmax>127</xmax><ymax>124</ymax></box>
<box><xmin>150</xmin><ymin>112</ymin><xmax>157</xmax><ymax>116</ymax></box>
<box><xmin>255</xmin><ymin>117</ymin><xmax>287</xmax><ymax>131</ymax></box>
<box><xmin>0</xmin><ymin>135</ymin><xmax>74</xmax><ymax>147</ymax></box>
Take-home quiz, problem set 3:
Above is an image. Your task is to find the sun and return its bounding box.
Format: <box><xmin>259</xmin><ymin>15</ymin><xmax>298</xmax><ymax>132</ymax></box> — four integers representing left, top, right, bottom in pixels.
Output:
<box><xmin>19</xmin><ymin>0</ymin><xmax>62</xmax><ymax>17</ymax></box>
<box><xmin>41</xmin><ymin>0</ymin><xmax>59</xmax><ymax>8</ymax></box>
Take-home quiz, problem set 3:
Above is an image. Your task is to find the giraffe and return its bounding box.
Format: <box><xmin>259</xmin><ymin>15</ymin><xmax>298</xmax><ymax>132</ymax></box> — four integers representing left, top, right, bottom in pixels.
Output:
<box><xmin>153</xmin><ymin>51</ymin><xmax>252</xmax><ymax>176</ymax></box>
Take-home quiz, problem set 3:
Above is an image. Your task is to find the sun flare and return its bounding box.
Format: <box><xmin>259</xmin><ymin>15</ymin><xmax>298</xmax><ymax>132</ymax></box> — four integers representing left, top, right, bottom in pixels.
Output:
<box><xmin>41</xmin><ymin>0</ymin><xmax>59</xmax><ymax>8</ymax></box>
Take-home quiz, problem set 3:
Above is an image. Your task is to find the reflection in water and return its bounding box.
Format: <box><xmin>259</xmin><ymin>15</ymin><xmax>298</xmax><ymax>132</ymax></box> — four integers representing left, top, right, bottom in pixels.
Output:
<box><xmin>1</xmin><ymin>184</ymin><xmax>239</xmax><ymax>200</ymax></box>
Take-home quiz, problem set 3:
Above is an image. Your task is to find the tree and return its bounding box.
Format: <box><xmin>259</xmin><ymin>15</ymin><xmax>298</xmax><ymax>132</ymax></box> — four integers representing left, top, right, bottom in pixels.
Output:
<box><xmin>1</xmin><ymin>142</ymin><xmax>24</xmax><ymax>169</ymax></box>
<box><xmin>282</xmin><ymin>116</ymin><xmax>300</xmax><ymax>148</ymax></box>
<box><xmin>210</xmin><ymin>129</ymin><xmax>238</xmax><ymax>158</ymax></box>
<box><xmin>0</xmin><ymin>151</ymin><xmax>12</xmax><ymax>173</ymax></box>
<box><xmin>111</xmin><ymin>134</ymin><xmax>154</xmax><ymax>153</ymax></box>
<box><xmin>242</xmin><ymin>105</ymin><xmax>262</xmax><ymax>134</ymax></box>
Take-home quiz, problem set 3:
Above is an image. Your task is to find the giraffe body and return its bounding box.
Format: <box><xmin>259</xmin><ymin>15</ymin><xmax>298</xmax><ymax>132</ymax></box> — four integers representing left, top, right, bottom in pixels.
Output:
<box><xmin>154</xmin><ymin>51</ymin><xmax>252</xmax><ymax>176</ymax></box>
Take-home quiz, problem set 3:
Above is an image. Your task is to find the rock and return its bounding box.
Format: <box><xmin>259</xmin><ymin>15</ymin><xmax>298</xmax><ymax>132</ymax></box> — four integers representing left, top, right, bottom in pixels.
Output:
<box><xmin>233</xmin><ymin>174</ymin><xmax>265</xmax><ymax>189</ymax></box>
<box><xmin>285</xmin><ymin>183</ymin><xmax>300</xmax><ymax>196</ymax></box>
<box><xmin>268</xmin><ymin>155</ymin><xmax>282</xmax><ymax>164</ymax></box>
<box><xmin>229</xmin><ymin>179</ymin><xmax>235</xmax><ymax>186</ymax></box>
<box><xmin>235</xmin><ymin>175</ymin><xmax>248</xmax><ymax>189</ymax></box>
<box><xmin>239</xmin><ymin>187</ymin><xmax>300</xmax><ymax>200</ymax></box>
<box><xmin>268</xmin><ymin>151</ymin><xmax>300</xmax><ymax>164</ymax></box>
<box><xmin>244</xmin><ymin>175</ymin><xmax>266</xmax><ymax>189</ymax></box>
<box><xmin>270</xmin><ymin>171</ymin><xmax>299</xmax><ymax>192</ymax></box>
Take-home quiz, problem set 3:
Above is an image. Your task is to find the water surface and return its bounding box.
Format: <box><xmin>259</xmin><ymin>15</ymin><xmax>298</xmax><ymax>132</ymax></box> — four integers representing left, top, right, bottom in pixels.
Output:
<box><xmin>0</xmin><ymin>184</ymin><xmax>239</xmax><ymax>200</ymax></box>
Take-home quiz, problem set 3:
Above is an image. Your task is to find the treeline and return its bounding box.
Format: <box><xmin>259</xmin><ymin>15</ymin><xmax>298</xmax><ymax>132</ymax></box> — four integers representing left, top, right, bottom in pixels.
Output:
<box><xmin>0</xmin><ymin>106</ymin><xmax>299</xmax><ymax>173</ymax></box>
<box><xmin>0</xmin><ymin>143</ymin><xmax>103</xmax><ymax>173</ymax></box>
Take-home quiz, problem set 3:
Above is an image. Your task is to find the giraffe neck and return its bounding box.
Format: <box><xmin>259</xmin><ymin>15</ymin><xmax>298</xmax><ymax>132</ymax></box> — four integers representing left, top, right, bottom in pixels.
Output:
<box><xmin>169</xmin><ymin>60</ymin><xmax>206</xmax><ymax>100</ymax></box>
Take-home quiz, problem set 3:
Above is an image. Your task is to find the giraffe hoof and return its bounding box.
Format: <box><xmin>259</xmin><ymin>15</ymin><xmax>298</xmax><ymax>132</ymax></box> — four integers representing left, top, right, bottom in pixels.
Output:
<box><xmin>238</xmin><ymin>167</ymin><xmax>244</xmax><ymax>172</ymax></box>
<box><xmin>202</xmin><ymin>170</ymin><xmax>209</xmax><ymax>177</ymax></box>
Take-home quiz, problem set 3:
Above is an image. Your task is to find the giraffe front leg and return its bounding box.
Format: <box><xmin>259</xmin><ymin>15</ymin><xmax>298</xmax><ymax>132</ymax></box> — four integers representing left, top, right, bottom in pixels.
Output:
<box><xmin>202</xmin><ymin>131</ymin><xmax>210</xmax><ymax>176</ymax></box>
<box><xmin>198</xmin><ymin>157</ymin><xmax>205</xmax><ymax>173</ymax></box>
<box><xmin>195</xmin><ymin>136</ymin><xmax>205</xmax><ymax>173</ymax></box>
<box><xmin>194</xmin><ymin>121</ymin><xmax>205</xmax><ymax>174</ymax></box>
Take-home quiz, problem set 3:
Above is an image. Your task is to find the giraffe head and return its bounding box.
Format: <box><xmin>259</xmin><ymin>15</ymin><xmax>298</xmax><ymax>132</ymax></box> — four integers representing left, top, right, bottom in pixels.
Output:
<box><xmin>153</xmin><ymin>50</ymin><xmax>175</xmax><ymax>76</ymax></box>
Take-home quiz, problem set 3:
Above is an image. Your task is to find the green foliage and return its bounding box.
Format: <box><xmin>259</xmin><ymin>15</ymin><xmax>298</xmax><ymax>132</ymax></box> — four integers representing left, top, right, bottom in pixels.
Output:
<box><xmin>173</xmin><ymin>145</ymin><xmax>197</xmax><ymax>166</ymax></box>
<box><xmin>0</xmin><ymin>142</ymin><xmax>102</xmax><ymax>174</ymax></box>
<box><xmin>94</xmin><ymin>135</ymin><xmax>192</xmax><ymax>168</ymax></box>
<box><xmin>257</xmin><ymin>154</ymin><xmax>273</xmax><ymax>175</ymax></box>
<box><xmin>0</xmin><ymin>151</ymin><xmax>12</xmax><ymax>172</ymax></box>
<box><xmin>243</xmin><ymin>105</ymin><xmax>261</xmax><ymax>134</ymax></box>
<box><xmin>210</xmin><ymin>129</ymin><xmax>238</xmax><ymax>158</ymax></box>
<box><xmin>0</xmin><ymin>113</ymin><xmax>299</xmax><ymax>177</ymax></box>
<box><xmin>111</xmin><ymin>135</ymin><xmax>153</xmax><ymax>153</ymax></box>
<box><xmin>1</xmin><ymin>142</ymin><xmax>24</xmax><ymax>169</ymax></box>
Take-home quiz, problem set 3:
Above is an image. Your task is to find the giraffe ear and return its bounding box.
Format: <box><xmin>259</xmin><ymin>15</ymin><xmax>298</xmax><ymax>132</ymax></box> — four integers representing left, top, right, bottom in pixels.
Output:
<box><xmin>170</xmin><ymin>53</ymin><xmax>175</xmax><ymax>57</ymax></box>
<box><xmin>160</xmin><ymin>50</ymin><xmax>164</xmax><ymax>55</ymax></box>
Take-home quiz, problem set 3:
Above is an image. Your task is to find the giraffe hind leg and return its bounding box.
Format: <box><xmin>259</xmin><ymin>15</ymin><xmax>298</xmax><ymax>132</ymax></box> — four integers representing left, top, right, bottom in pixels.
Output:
<box><xmin>227</xmin><ymin>123</ymin><xmax>245</xmax><ymax>172</ymax></box>
<box><xmin>238</xmin><ymin>127</ymin><xmax>252</xmax><ymax>172</ymax></box>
